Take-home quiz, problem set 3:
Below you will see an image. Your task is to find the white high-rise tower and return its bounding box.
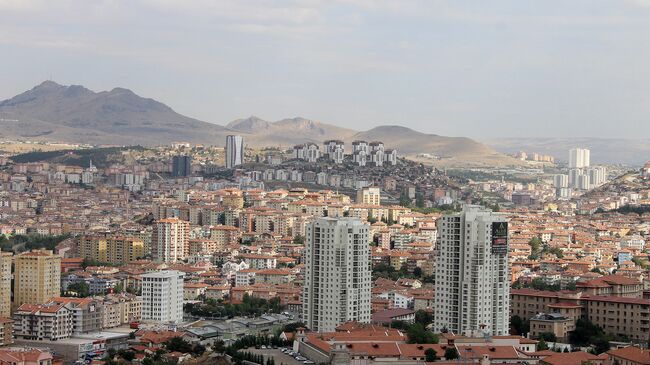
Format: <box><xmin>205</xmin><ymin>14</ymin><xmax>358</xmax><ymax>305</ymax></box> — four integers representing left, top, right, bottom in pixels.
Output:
<box><xmin>141</xmin><ymin>270</ymin><xmax>184</xmax><ymax>323</ymax></box>
<box><xmin>434</xmin><ymin>205</ymin><xmax>510</xmax><ymax>336</ymax></box>
<box><xmin>226</xmin><ymin>135</ymin><xmax>244</xmax><ymax>168</ymax></box>
<box><xmin>302</xmin><ymin>217</ymin><xmax>371</xmax><ymax>333</ymax></box>
<box><xmin>569</xmin><ymin>148</ymin><xmax>590</xmax><ymax>168</ymax></box>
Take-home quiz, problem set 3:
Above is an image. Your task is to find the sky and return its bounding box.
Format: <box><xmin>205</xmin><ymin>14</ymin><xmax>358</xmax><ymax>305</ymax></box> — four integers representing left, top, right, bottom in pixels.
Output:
<box><xmin>1</xmin><ymin>0</ymin><xmax>650</xmax><ymax>139</ymax></box>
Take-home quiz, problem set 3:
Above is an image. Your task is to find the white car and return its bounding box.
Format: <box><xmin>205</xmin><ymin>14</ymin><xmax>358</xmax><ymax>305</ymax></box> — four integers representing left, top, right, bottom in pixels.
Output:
<box><xmin>304</xmin><ymin>361</ymin><xmax>314</xmax><ymax>364</ymax></box>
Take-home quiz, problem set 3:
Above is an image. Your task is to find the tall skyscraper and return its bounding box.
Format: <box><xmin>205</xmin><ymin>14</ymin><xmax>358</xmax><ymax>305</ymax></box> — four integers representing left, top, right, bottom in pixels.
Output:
<box><xmin>226</xmin><ymin>135</ymin><xmax>244</xmax><ymax>168</ymax></box>
<box><xmin>141</xmin><ymin>270</ymin><xmax>184</xmax><ymax>323</ymax></box>
<box><xmin>13</xmin><ymin>250</ymin><xmax>61</xmax><ymax>311</ymax></box>
<box><xmin>303</xmin><ymin>217</ymin><xmax>371</xmax><ymax>333</ymax></box>
<box><xmin>434</xmin><ymin>205</ymin><xmax>510</xmax><ymax>336</ymax></box>
<box><xmin>0</xmin><ymin>252</ymin><xmax>11</xmax><ymax>318</ymax></box>
<box><xmin>152</xmin><ymin>218</ymin><xmax>190</xmax><ymax>262</ymax></box>
<box><xmin>569</xmin><ymin>148</ymin><xmax>590</xmax><ymax>168</ymax></box>
<box><xmin>172</xmin><ymin>155</ymin><xmax>192</xmax><ymax>177</ymax></box>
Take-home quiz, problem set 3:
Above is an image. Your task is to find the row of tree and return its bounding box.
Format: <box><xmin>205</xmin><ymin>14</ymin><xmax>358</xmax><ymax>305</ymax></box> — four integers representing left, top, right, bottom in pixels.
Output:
<box><xmin>185</xmin><ymin>295</ymin><xmax>285</xmax><ymax>318</ymax></box>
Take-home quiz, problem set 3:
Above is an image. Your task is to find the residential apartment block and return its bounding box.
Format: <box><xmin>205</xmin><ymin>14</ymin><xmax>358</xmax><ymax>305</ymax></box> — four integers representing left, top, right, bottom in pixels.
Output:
<box><xmin>13</xmin><ymin>250</ymin><xmax>61</xmax><ymax>311</ymax></box>
<box><xmin>303</xmin><ymin>217</ymin><xmax>372</xmax><ymax>332</ymax></box>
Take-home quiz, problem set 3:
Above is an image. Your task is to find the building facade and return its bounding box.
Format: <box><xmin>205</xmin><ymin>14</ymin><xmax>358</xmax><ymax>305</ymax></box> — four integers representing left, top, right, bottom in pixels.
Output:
<box><xmin>303</xmin><ymin>217</ymin><xmax>372</xmax><ymax>332</ymax></box>
<box><xmin>13</xmin><ymin>250</ymin><xmax>61</xmax><ymax>311</ymax></box>
<box><xmin>152</xmin><ymin>218</ymin><xmax>190</xmax><ymax>262</ymax></box>
<box><xmin>172</xmin><ymin>155</ymin><xmax>192</xmax><ymax>177</ymax></box>
<box><xmin>0</xmin><ymin>253</ymin><xmax>11</xmax><ymax>318</ymax></box>
<box><xmin>434</xmin><ymin>205</ymin><xmax>510</xmax><ymax>336</ymax></box>
<box><xmin>141</xmin><ymin>270</ymin><xmax>185</xmax><ymax>324</ymax></box>
<box><xmin>226</xmin><ymin>135</ymin><xmax>244</xmax><ymax>168</ymax></box>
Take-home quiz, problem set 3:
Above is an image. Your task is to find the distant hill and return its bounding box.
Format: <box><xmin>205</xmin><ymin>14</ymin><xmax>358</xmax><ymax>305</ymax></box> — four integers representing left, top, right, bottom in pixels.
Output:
<box><xmin>227</xmin><ymin>116</ymin><xmax>357</xmax><ymax>146</ymax></box>
<box><xmin>0</xmin><ymin>81</ymin><xmax>520</xmax><ymax>166</ymax></box>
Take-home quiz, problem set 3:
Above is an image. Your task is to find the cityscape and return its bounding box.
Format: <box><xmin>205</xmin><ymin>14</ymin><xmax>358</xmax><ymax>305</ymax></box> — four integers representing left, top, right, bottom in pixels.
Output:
<box><xmin>1</xmin><ymin>2</ymin><xmax>650</xmax><ymax>365</ymax></box>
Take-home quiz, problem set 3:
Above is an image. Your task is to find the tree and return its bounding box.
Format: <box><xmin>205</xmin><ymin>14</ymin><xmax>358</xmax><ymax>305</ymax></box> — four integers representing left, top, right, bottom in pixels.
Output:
<box><xmin>65</xmin><ymin>282</ymin><xmax>90</xmax><ymax>297</ymax></box>
<box><xmin>592</xmin><ymin>338</ymin><xmax>611</xmax><ymax>355</ymax></box>
<box><xmin>444</xmin><ymin>348</ymin><xmax>459</xmax><ymax>360</ymax></box>
<box><xmin>510</xmin><ymin>315</ymin><xmax>529</xmax><ymax>335</ymax></box>
<box><xmin>539</xmin><ymin>332</ymin><xmax>558</xmax><ymax>342</ymax></box>
<box><xmin>413</xmin><ymin>267</ymin><xmax>423</xmax><ymax>278</ymax></box>
<box><xmin>117</xmin><ymin>350</ymin><xmax>135</xmax><ymax>361</ymax></box>
<box><xmin>292</xmin><ymin>235</ymin><xmax>305</xmax><ymax>245</ymax></box>
<box><xmin>528</xmin><ymin>237</ymin><xmax>542</xmax><ymax>259</ymax></box>
<box><xmin>165</xmin><ymin>337</ymin><xmax>193</xmax><ymax>353</ymax></box>
<box><xmin>414</xmin><ymin>310</ymin><xmax>434</xmax><ymax>327</ymax></box>
<box><xmin>390</xmin><ymin>320</ymin><xmax>408</xmax><ymax>330</ymax></box>
<box><xmin>425</xmin><ymin>348</ymin><xmax>438</xmax><ymax>362</ymax></box>
<box><xmin>406</xmin><ymin>323</ymin><xmax>439</xmax><ymax>344</ymax></box>
<box><xmin>538</xmin><ymin>340</ymin><xmax>549</xmax><ymax>351</ymax></box>
<box><xmin>193</xmin><ymin>344</ymin><xmax>206</xmax><ymax>356</ymax></box>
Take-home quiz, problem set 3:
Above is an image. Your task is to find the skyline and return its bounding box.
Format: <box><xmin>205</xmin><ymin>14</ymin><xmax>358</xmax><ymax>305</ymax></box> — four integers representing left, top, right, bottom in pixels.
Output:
<box><xmin>2</xmin><ymin>1</ymin><xmax>650</xmax><ymax>138</ymax></box>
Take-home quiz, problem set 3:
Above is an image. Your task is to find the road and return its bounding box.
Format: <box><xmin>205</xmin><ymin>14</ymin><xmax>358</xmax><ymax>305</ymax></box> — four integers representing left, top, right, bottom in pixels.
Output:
<box><xmin>248</xmin><ymin>348</ymin><xmax>306</xmax><ymax>365</ymax></box>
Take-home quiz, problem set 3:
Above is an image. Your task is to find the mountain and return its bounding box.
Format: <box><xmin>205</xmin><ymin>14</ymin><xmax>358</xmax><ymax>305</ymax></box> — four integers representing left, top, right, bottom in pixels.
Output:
<box><xmin>227</xmin><ymin>116</ymin><xmax>357</xmax><ymax>146</ymax></box>
<box><xmin>483</xmin><ymin>137</ymin><xmax>650</xmax><ymax>166</ymax></box>
<box><xmin>0</xmin><ymin>81</ymin><xmax>235</xmax><ymax>145</ymax></box>
<box><xmin>0</xmin><ymin>81</ymin><xmax>519</xmax><ymax>166</ymax></box>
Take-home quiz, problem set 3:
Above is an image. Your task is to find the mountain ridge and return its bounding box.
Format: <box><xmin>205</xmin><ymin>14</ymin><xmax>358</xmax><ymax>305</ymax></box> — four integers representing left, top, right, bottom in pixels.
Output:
<box><xmin>0</xmin><ymin>81</ymin><xmax>519</xmax><ymax>166</ymax></box>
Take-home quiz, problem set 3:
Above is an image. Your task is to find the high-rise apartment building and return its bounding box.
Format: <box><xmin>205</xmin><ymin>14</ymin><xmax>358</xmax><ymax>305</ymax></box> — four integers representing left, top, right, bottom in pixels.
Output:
<box><xmin>303</xmin><ymin>218</ymin><xmax>372</xmax><ymax>333</ymax></box>
<box><xmin>0</xmin><ymin>253</ymin><xmax>11</xmax><ymax>318</ymax></box>
<box><xmin>434</xmin><ymin>205</ymin><xmax>510</xmax><ymax>336</ymax></box>
<box><xmin>172</xmin><ymin>155</ymin><xmax>192</xmax><ymax>177</ymax></box>
<box><xmin>13</xmin><ymin>250</ymin><xmax>61</xmax><ymax>311</ymax></box>
<box><xmin>569</xmin><ymin>148</ymin><xmax>590</xmax><ymax>168</ymax></box>
<box><xmin>141</xmin><ymin>270</ymin><xmax>184</xmax><ymax>324</ymax></box>
<box><xmin>152</xmin><ymin>218</ymin><xmax>190</xmax><ymax>262</ymax></box>
<box><xmin>226</xmin><ymin>135</ymin><xmax>244</xmax><ymax>168</ymax></box>
<box><xmin>356</xmin><ymin>186</ymin><xmax>381</xmax><ymax>206</ymax></box>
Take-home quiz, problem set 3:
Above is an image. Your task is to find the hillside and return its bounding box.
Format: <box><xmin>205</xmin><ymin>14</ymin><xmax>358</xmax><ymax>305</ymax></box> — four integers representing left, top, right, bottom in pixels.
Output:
<box><xmin>0</xmin><ymin>81</ymin><xmax>237</xmax><ymax>145</ymax></box>
<box><xmin>0</xmin><ymin>81</ymin><xmax>520</xmax><ymax>166</ymax></box>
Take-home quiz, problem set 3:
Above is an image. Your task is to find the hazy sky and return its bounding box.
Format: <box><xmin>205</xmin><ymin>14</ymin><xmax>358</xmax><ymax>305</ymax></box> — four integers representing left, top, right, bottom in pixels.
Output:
<box><xmin>1</xmin><ymin>0</ymin><xmax>650</xmax><ymax>138</ymax></box>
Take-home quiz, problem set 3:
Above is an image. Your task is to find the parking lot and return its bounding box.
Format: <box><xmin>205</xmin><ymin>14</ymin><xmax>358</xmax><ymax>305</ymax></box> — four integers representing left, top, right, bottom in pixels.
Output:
<box><xmin>248</xmin><ymin>347</ymin><xmax>311</xmax><ymax>365</ymax></box>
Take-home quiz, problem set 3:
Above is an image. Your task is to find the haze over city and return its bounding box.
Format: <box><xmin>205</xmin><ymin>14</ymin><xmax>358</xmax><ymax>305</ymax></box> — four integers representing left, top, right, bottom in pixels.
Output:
<box><xmin>2</xmin><ymin>0</ymin><xmax>650</xmax><ymax>138</ymax></box>
<box><xmin>1</xmin><ymin>2</ymin><xmax>650</xmax><ymax>365</ymax></box>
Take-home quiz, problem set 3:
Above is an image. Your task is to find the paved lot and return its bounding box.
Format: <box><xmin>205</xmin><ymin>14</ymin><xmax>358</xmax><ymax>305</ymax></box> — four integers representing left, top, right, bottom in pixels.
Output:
<box><xmin>248</xmin><ymin>348</ymin><xmax>306</xmax><ymax>365</ymax></box>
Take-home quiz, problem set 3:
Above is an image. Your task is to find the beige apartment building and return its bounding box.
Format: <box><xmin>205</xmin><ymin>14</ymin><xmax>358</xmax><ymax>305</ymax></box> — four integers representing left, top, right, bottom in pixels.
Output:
<box><xmin>152</xmin><ymin>218</ymin><xmax>190</xmax><ymax>262</ymax></box>
<box><xmin>13</xmin><ymin>250</ymin><xmax>61</xmax><ymax>311</ymax></box>
<box><xmin>78</xmin><ymin>235</ymin><xmax>145</xmax><ymax>264</ymax></box>
<box><xmin>0</xmin><ymin>252</ymin><xmax>12</xmax><ymax>318</ymax></box>
<box><xmin>511</xmin><ymin>288</ymin><xmax>650</xmax><ymax>342</ymax></box>
<box><xmin>357</xmin><ymin>186</ymin><xmax>381</xmax><ymax>205</ymax></box>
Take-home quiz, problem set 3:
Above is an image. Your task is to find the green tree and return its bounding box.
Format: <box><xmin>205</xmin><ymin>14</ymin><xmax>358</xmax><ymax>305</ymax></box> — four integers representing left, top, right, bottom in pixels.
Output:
<box><xmin>538</xmin><ymin>340</ymin><xmax>549</xmax><ymax>351</ymax></box>
<box><xmin>117</xmin><ymin>350</ymin><xmax>135</xmax><ymax>361</ymax></box>
<box><xmin>414</xmin><ymin>310</ymin><xmax>434</xmax><ymax>327</ymax></box>
<box><xmin>510</xmin><ymin>315</ymin><xmax>529</xmax><ymax>335</ymax></box>
<box><xmin>292</xmin><ymin>235</ymin><xmax>305</xmax><ymax>245</ymax></box>
<box><xmin>65</xmin><ymin>282</ymin><xmax>90</xmax><ymax>297</ymax></box>
<box><xmin>592</xmin><ymin>338</ymin><xmax>611</xmax><ymax>354</ymax></box>
<box><xmin>413</xmin><ymin>267</ymin><xmax>423</xmax><ymax>278</ymax></box>
<box><xmin>425</xmin><ymin>348</ymin><xmax>438</xmax><ymax>362</ymax></box>
<box><xmin>538</xmin><ymin>332</ymin><xmax>557</xmax><ymax>342</ymax></box>
<box><xmin>444</xmin><ymin>348</ymin><xmax>459</xmax><ymax>360</ymax></box>
<box><xmin>165</xmin><ymin>337</ymin><xmax>193</xmax><ymax>353</ymax></box>
<box><xmin>406</xmin><ymin>323</ymin><xmax>439</xmax><ymax>344</ymax></box>
<box><xmin>528</xmin><ymin>237</ymin><xmax>542</xmax><ymax>259</ymax></box>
